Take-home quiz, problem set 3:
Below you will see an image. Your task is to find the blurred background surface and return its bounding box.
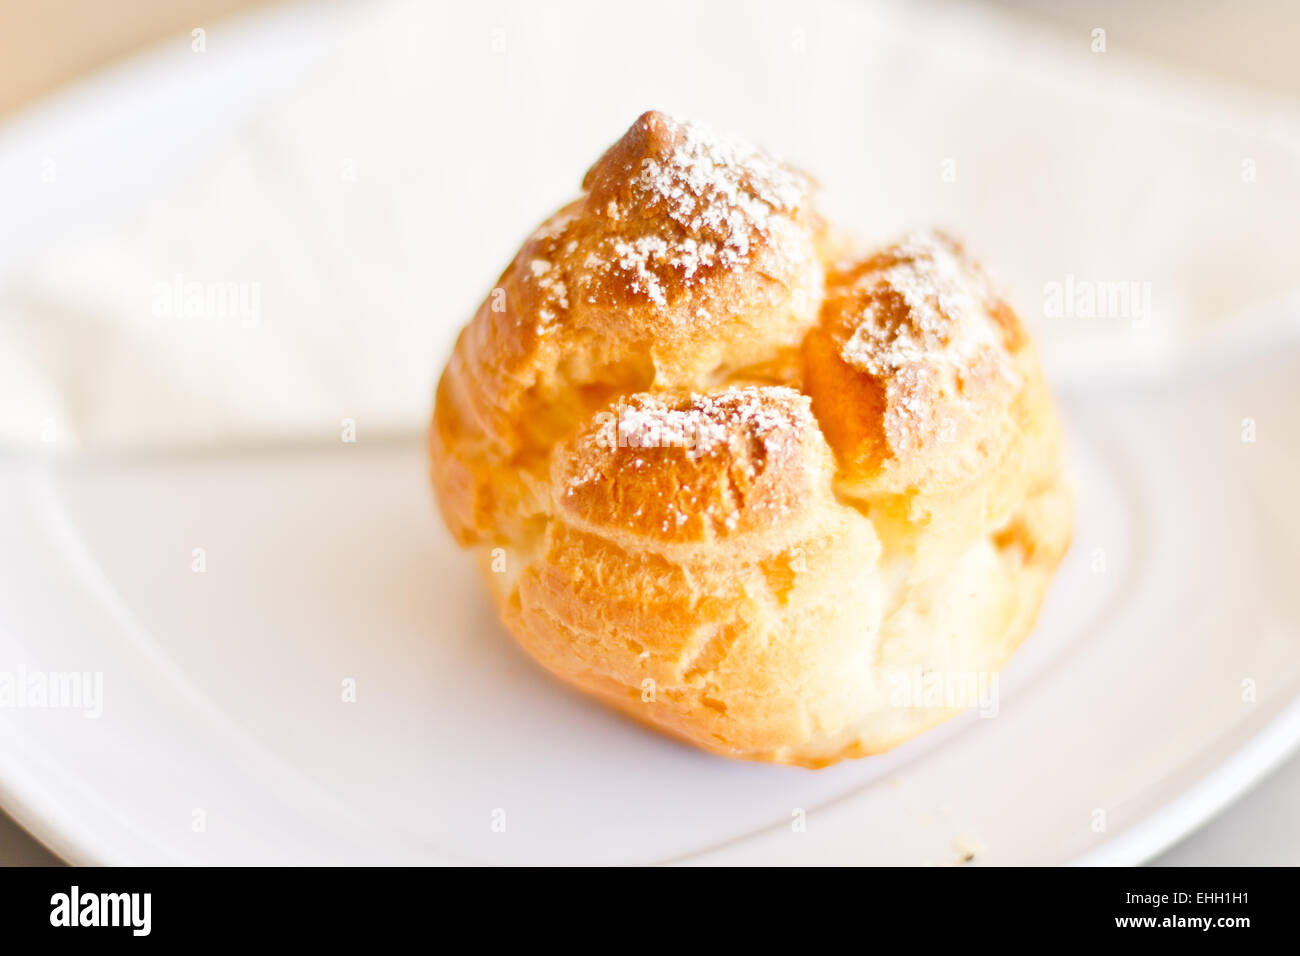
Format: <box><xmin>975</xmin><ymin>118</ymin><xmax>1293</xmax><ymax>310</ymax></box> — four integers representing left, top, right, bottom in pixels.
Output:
<box><xmin>3</xmin><ymin>0</ymin><xmax>1298</xmax><ymax>120</ymax></box>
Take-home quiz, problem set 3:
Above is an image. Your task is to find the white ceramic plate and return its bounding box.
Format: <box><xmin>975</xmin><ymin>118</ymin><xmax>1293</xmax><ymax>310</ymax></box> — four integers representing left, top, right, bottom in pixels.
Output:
<box><xmin>3</xmin><ymin>344</ymin><xmax>1299</xmax><ymax>865</ymax></box>
<box><xmin>1</xmin><ymin>1</ymin><xmax>1299</xmax><ymax>865</ymax></box>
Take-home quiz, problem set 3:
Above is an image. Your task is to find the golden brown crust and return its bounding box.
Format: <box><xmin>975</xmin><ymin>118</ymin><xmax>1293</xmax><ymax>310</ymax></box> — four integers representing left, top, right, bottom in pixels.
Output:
<box><xmin>553</xmin><ymin>387</ymin><xmax>827</xmax><ymax>548</ymax></box>
<box><xmin>429</xmin><ymin>111</ymin><xmax>1071</xmax><ymax>767</ymax></box>
<box><xmin>806</xmin><ymin>232</ymin><xmax>1023</xmax><ymax>485</ymax></box>
<box><xmin>802</xmin><ymin>231</ymin><xmax>1064</xmax><ymax>576</ymax></box>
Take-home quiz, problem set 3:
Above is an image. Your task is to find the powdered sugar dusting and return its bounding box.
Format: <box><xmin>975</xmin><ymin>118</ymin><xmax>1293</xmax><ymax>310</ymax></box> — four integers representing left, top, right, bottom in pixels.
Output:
<box><xmin>566</xmin><ymin>386</ymin><xmax>810</xmax><ymax>496</ymax></box>
<box><xmin>839</xmin><ymin>232</ymin><xmax>1014</xmax><ymax>383</ymax></box>
<box><xmin>631</xmin><ymin>115</ymin><xmax>803</xmax><ymax>253</ymax></box>
<box><xmin>835</xmin><ymin>232</ymin><xmax>1021</xmax><ymax>451</ymax></box>
<box><xmin>608</xmin><ymin>235</ymin><xmax>726</xmax><ymax>305</ymax></box>
<box><xmin>595</xmin><ymin>114</ymin><xmax>807</xmax><ymax>306</ymax></box>
<box><xmin>527</xmin><ymin>258</ymin><xmax>569</xmax><ymax>329</ymax></box>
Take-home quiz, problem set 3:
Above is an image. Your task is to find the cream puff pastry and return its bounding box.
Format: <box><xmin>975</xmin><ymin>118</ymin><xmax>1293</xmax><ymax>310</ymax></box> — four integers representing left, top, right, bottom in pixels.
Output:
<box><xmin>430</xmin><ymin>111</ymin><xmax>1070</xmax><ymax>767</ymax></box>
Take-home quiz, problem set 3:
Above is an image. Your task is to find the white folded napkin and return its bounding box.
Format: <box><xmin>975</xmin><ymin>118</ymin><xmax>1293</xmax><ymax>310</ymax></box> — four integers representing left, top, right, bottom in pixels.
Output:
<box><xmin>2</xmin><ymin>0</ymin><xmax>1298</xmax><ymax>451</ymax></box>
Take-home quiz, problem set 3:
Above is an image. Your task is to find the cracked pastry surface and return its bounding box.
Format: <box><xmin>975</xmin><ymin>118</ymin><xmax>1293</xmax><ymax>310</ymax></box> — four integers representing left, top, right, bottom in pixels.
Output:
<box><xmin>430</xmin><ymin>110</ymin><xmax>1071</xmax><ymax>767</ymax></box>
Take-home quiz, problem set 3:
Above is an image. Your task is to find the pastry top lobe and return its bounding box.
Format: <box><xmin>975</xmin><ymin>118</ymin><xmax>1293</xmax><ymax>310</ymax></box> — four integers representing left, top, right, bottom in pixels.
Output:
<box><xmin>555</xmin><ymin>385</ymin><xmax>833</xmax><ymax>550</ymax></box>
